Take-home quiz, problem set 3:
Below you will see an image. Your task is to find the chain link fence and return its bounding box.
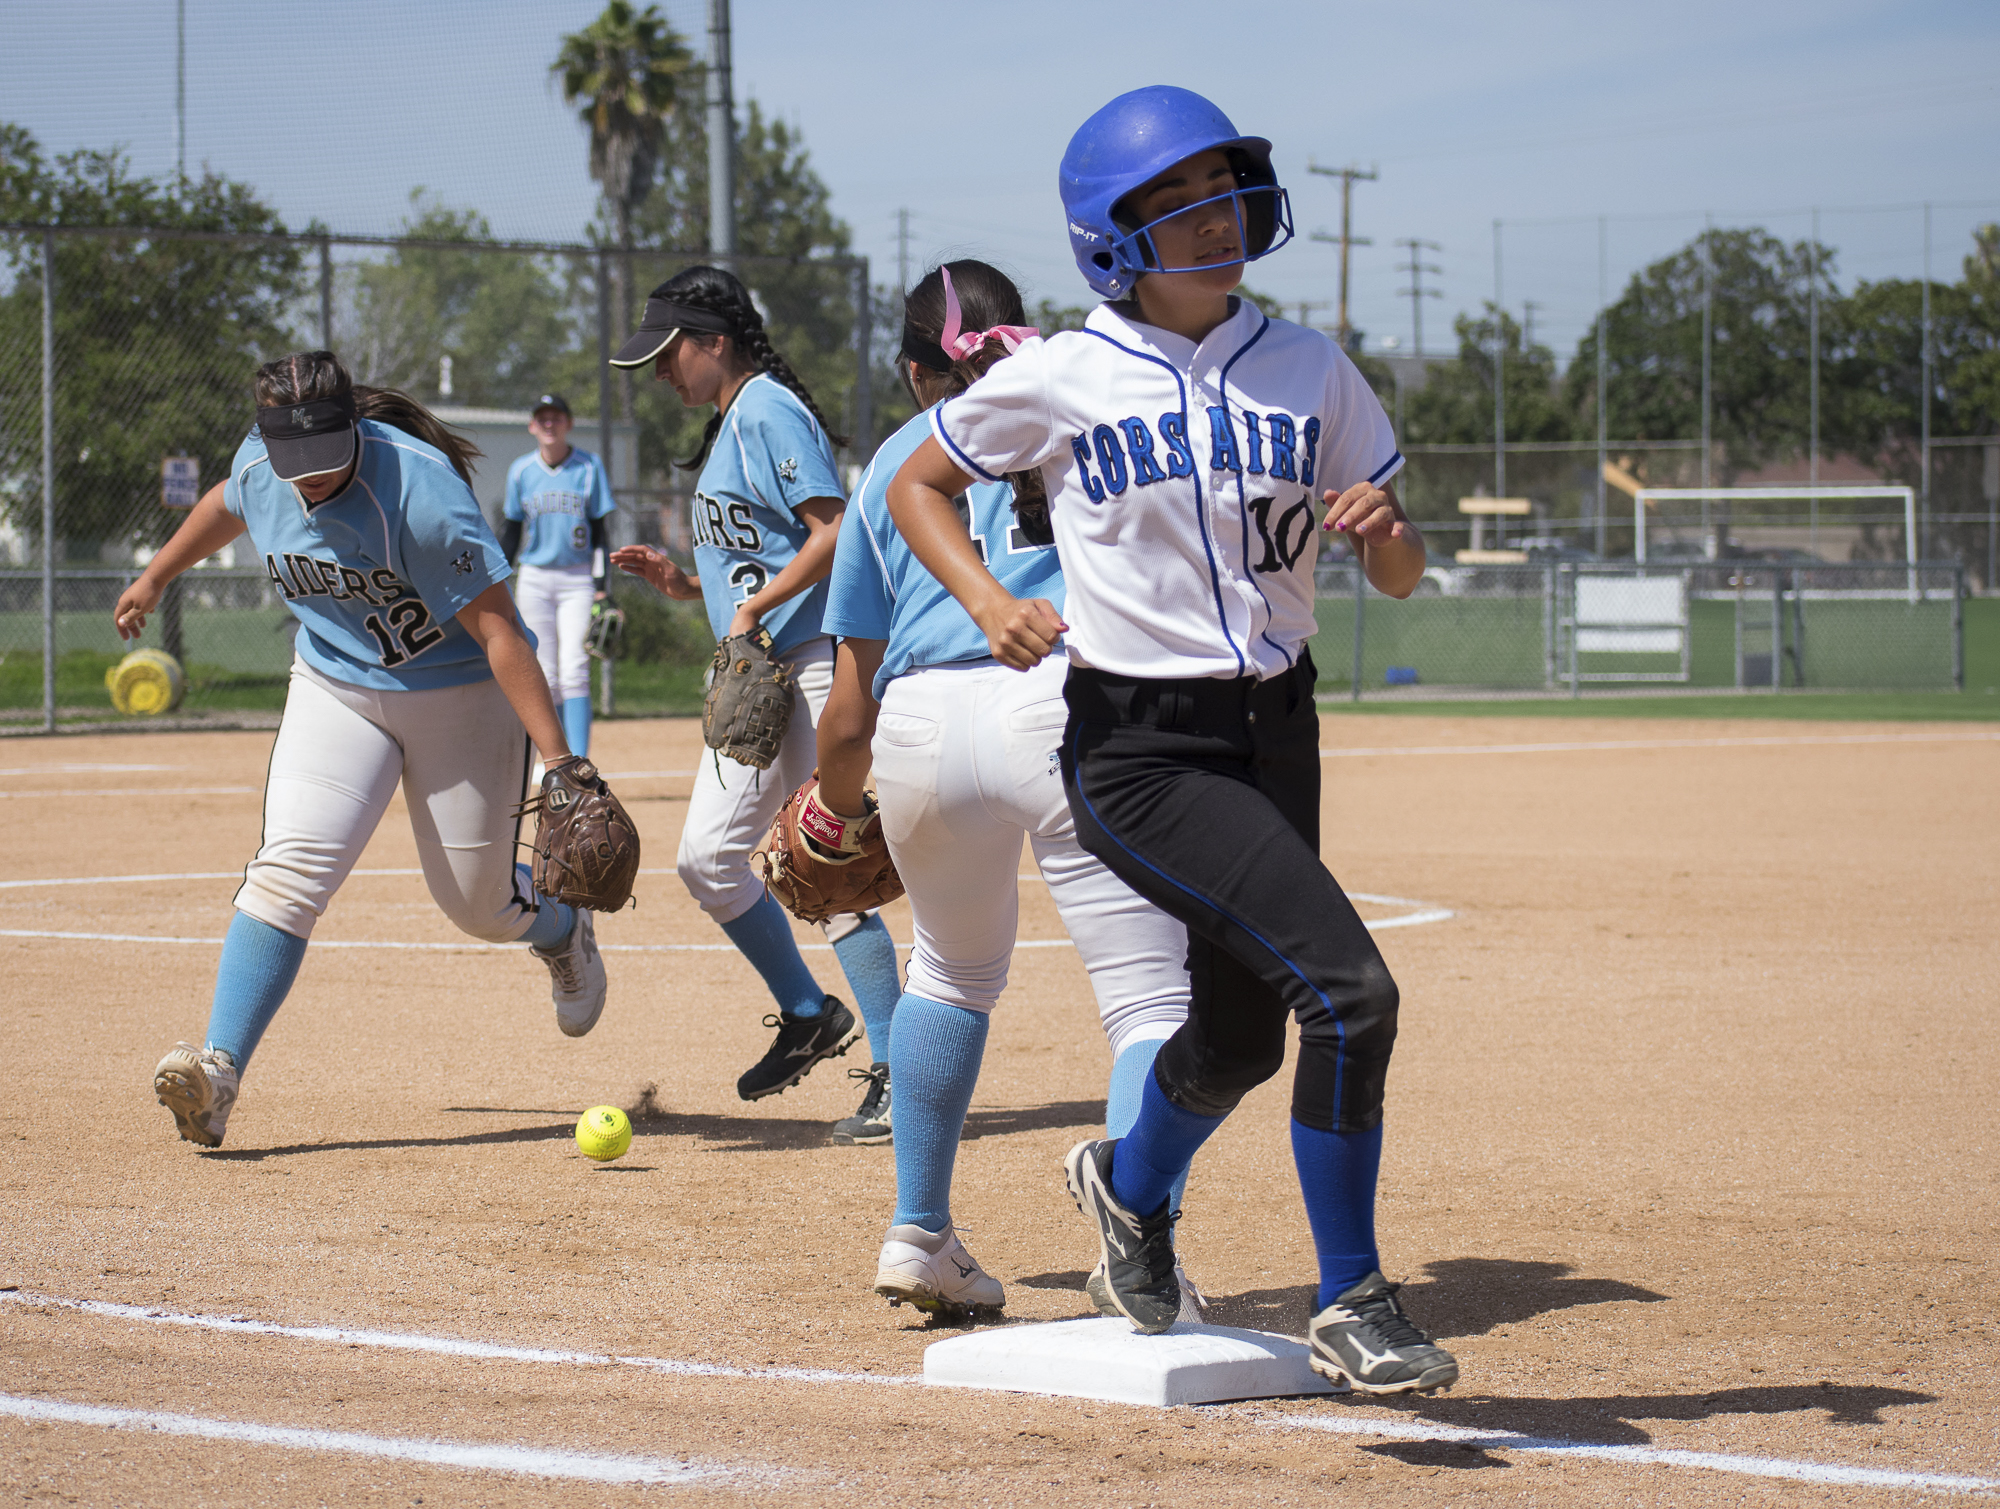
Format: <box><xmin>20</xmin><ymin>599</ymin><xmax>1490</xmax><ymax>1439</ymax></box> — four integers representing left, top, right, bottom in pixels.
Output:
<box><xmin>0</xmin><ymin>223</ymin><xmax>868</xmax><ymax>729</ymax></box>
<box><xmin>1311</xmin><ymin>559</ymin><xmax>1965</xmax><ymax>698</ymax></box>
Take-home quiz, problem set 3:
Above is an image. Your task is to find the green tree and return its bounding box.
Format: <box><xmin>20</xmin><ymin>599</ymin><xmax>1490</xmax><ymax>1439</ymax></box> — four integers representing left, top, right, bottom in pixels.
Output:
<box><xmin>1405</xmin><ymin>306</ymin><xmax>1566</xmax><ymax>447</ymax></box>
<box><xmin>340</xmin><ymin>194</ymin><xmax>588</xmax><ymax>411</ymax></box>
<box><xmin>0</xmin><ymin>125</ymin><xmax>300</xmax><ymax>560</ymax></box>
<box><xmin>1564</xmin><ymin>228</ymin><xmax>1821</xmax><ymax>480</ymax></box>
<box><xmin>552</xmin><ymin>0</ymin><xmax>696</xmax><ymax>418</ymax></box>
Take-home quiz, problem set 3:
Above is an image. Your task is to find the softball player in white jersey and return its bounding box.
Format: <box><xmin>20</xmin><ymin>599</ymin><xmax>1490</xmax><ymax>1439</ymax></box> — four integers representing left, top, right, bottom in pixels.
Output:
<box><xmin>813</xmin><ymin>261</ymin><xmax>1197</xmax><ymax>1321</ymax></box>
<box><xmin>606</xmin><ymin>266</ymin><xmax>902</xmax><ymax>1128</ymax></box>
<box><xmin>502</xmin><ymin>392</ymin><xmax>614</xmax><ymax>758</ymax></box>
<box><xmin>888</xmin><ymin>89</ymin><xmax>1459</xmax><ymax>1392</ymax></box>
<box><xmin>113</xmin><ymin>352</ymin><xmax>608</xmax><ymax>1150</ymax></box>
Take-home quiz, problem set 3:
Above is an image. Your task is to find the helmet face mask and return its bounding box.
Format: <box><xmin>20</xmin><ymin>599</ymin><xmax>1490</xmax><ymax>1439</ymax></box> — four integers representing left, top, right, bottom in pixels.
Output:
<box><xmin>1061</xmin><ymin>86</ymin><xmax>1292</xmax><ymax>300</ymax></box>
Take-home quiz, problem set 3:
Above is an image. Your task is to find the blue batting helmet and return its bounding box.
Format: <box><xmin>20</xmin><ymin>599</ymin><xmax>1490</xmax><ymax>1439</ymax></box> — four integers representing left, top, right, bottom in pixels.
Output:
<box><xmin>1059</xmin><ymin>86</ymin><xmax>1293</xmax><ymax>300</ymax></box>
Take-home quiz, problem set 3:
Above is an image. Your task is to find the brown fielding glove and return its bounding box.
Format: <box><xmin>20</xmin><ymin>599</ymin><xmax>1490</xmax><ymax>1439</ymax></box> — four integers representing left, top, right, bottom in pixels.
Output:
<box><xmin>703</xmin><ymin>626</ymin><xmax>794</xmax><ymax>769</ymax></box>
<box><xmin>517</xmin><ymin>756</ymin><xmax>641</xmax><ymax>911</ymax></box>
<box><xmin>753</xmin><ymin>775</ymin><xmax>905</xmax><ymax>924</ymax></box>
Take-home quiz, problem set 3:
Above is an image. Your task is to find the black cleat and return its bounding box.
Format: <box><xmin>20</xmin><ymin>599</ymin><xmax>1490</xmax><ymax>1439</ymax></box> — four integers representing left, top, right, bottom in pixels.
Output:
<box><xmin>1063</xmin><ymin>1138</ymin><xmax>1180</xmax><ymax>1334</ymax></box>
<box><xmin>737</xmin><ymin>997</ymin><xmax>860</xmax><ymax>1101</ymax></box>
<box><xmin>1308</xmin><ymin>1270</ymin><xmax>1460</xmax><ymax>1395</ymax></box>
<box><xmin>830</xmin><ymin>1062</ymin><xmax>892</xmax><ymax>1144</ymax></box>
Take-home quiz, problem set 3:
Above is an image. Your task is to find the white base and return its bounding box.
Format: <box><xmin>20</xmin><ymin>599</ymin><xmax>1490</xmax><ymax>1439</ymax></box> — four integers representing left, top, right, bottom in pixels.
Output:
<box><xmin>923</xmin><ymin>1317</ymin><xmax>1345</xmax><ymax>1407</ymax></box>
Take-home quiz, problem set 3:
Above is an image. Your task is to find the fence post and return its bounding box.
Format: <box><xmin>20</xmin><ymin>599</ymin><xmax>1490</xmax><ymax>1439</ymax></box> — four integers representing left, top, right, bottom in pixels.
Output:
<box><xmin>852</xmin><ymin>257</ymin><xmax>872</xmax><ymax>459</ymax></box>
<box><xmin>1542</xmin><ymin>563</ymin><xmax>1556</xmax><ymax>688</ymax></box>
<box><xmin>1953</xmin><ymin>566</ymin><xmax>1964</xmax><ymax>690</ymax></box>
<box><xmin>318</xmin><ymin>236</ymin><xmax>333</xmax><ymax>348</ymax></box>
<box><xmin>1769</xmin><ymin>572</ymin><xmax>1782</xmax><ymax>690</ymax></box>
<box><xmin>41</xmin><ymin>230</ymin><xmax>56</xmax><ymax>735</ymax></box>
<box><xmin>1566</xmin><ymin>564</ymin><xmax>1580</xmax><ymax>699</ymax></box>
<box><xmin>1350</xmin><ymin>558</ymin><xmax>1364</xmax><ymax>703</ymax></box>
<box><xmin>597</xmin><ymin>250</ymin><xmax>615</xmax><ymax>720</ymax></box>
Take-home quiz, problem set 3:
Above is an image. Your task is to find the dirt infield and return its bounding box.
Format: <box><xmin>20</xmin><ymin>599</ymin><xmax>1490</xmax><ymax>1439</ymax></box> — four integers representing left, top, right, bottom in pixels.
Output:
<box><xmin>1</xmin><ymin>714</ymin><xmax>1994</xmax><ymax>1506</ymax></box>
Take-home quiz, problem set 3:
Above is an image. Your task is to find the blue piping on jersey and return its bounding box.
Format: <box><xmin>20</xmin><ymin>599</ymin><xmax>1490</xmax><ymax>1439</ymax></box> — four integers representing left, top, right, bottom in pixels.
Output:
<box><xmin>850</xmin><ymin>452</ymin><xmax>901</xmax><ymax>606</ymax></box>
<box><xmin>1369</xmin><ymin>450</ymin><xmax>1403</xmax><ymax>486</ymax></box>
<box><xmin>931</xmin><ymin>400</ymin><xmax>1004</xmax><ymax>484</ymax></box>
<box><xmin>1083</xmin><ymin>327</ymin><xmax>1245</xmax><ymax>679</ymax></box>
<box><xmin>1066</xmin><ymin>721</ymin><xmax>1346</xmax><ymax>1120</ymax></box>
<box><xmin>1214</xmin><ymin>315</ymin><xmax>1294</xmax><ymax>670</ymax></box>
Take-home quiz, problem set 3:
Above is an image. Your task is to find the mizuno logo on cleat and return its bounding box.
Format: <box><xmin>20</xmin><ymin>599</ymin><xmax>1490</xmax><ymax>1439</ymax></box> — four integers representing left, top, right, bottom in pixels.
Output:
<box><xmin>951</xmin><ymin>1257</ymin><xmax>976</xmax><ymax>1277</ymax></box>
<box><xmin>1346</xmin><ymin>1339</ymin><xmax>1400</xmax><ymax>1373</ymax></box>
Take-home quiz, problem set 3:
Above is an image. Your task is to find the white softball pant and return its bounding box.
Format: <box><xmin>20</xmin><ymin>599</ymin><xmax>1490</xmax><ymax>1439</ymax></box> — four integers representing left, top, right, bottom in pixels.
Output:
<box><xmin>234</xmin><ymin>658</ymin><xmax>538</xmax><ymax>943</ymax></box>
<box><xmin>870</xmin><ymin>655</ymin><xmax>1190</xmax><ymax>1058</ymax></box>
<box><xmin>677</xmin><ymin>636</ymin><xmax>835</xmax><ymax>926</ymax></box>
<box><xmin>515</xmin><ymin>562</ymin><xmax>595</xmax><ymax>703</ymax></box>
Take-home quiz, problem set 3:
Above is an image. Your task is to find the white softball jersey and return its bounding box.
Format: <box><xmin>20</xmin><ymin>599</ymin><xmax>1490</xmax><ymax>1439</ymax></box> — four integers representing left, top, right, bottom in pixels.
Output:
<box><xmin>930</xmin><ymin>299</ymin><xmax>1402</xmax><ymax>682</ymax></box>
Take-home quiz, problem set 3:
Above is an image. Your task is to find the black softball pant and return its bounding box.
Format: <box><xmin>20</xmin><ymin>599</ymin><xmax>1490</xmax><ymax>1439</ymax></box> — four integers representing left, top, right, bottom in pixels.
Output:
<box><xmin>1060</xmin><ymin>651</ymin><xmax>1398</xmax><ymax>1133</ymax></box>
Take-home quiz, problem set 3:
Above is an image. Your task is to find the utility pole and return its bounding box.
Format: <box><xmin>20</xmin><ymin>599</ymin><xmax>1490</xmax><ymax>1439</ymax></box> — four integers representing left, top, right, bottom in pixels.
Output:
<box><xmin>1493</xmin><ymin>219</ymin><xmax>1505</xmax><ymax>499</ymax></box>
<box><xmin>1307</xmin><ymin>162</ymin><xmax>1376</xmax><ymax>348</ymax></box>
<box><xmin>175</xmin><ymin>0</ymin><xmax>186</xmax><ymax>183</ymax></box>
<box><xmin>706</xmin><ymin>0</ymin><xmax>735</xmax><ymax>268</ymax></box>
<box><xmin>896</xmin><ymin>207</ymin><xmax>910</xmax><ymax>298</ymax></box>
<box><xmin>1394</xmin><ymin>237</ymin><xmax>1441</xmax><ymax>357</ymax></box>
<box><xmin>1522</xmin><ymin>299</ymin><xmax>1544</xmax><ymax>353</ymax></box>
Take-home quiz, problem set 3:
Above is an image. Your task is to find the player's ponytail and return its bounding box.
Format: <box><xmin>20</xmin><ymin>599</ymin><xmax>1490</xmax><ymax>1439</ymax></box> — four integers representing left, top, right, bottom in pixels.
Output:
<box><xmin>649</xmin><ymin>266</ymin><xmax>850</xmax><ymax>471</ymax></box>
<box><xmin>252</xmin><ymin>352</ymin><xmax>481</xmax><ymax>486</ymax></box>
<box><xmin>898</xmin><ymin>261</ymin><xmax>1051</xmax><ymax>544</ymax></box>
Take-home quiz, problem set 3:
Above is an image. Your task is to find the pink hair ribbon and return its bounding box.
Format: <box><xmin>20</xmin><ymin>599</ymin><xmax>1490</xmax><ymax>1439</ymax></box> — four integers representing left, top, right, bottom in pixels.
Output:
<box><xmin>939</xmin><ymin>265</ymin><xmax>1039</xmax><ymax>361</ymax></box>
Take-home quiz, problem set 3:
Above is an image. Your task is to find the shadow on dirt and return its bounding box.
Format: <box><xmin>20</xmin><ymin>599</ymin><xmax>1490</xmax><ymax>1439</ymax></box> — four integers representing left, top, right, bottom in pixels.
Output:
<box><xmin>961</xmin><ymin>1100</ymin><xmax>1104</xmax><ymax>1140</ymax></box>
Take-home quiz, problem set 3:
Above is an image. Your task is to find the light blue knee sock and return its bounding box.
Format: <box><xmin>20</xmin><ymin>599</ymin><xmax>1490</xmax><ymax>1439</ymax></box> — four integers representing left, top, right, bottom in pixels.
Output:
<box><xmin>1292</xmin><ymin>1118</ymin><xmax>1384</xmax><ymax>1306</ymax></box>
<box><xmin>831</xmin><ymin>913</ymin><xmax>900</xmax><ymax>1063</ymax></box>
<box><xmin>719</xmin><ymin>891</ymin><xmax>824</xmax><ymax>1019</ymax></box>
<box><xmin>1108</xmin><ymin>1039</ymin><xmax>1190</xmax><ymax>1223</ymax></box>
<box><xmin>1110</xmin><ymin>1067</ymin><xmax>1225</xmax><ymax>1220</ymax></box>
<box><xmin>560</xmin><ymin>695</ymin><xmax>593</xmax><ymax>758</ymax></box>
<box><xmin>889</xmin><ymin>993</ymin><xmax>989</xmax><ymax>1232</ymax></box>
<box><xmin>203</xmin><ymin>912</ymin><xmax>309</xmax><ymax>1073</ymax></box>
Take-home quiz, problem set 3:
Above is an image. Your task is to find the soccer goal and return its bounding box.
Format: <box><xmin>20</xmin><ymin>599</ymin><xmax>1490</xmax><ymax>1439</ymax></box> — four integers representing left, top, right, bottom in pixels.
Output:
<box><xmin>1632</xmin><ymin>485</ymin><xmax>1917</xmax><ymax>566</ymax></box>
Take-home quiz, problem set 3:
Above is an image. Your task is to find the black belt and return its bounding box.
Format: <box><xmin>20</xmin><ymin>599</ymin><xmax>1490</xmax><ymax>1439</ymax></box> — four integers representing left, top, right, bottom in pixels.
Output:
<box><xmin>1066</xmin><ymin>651</ymin><xmax>1314</xmax><ymax>732</ymax></box>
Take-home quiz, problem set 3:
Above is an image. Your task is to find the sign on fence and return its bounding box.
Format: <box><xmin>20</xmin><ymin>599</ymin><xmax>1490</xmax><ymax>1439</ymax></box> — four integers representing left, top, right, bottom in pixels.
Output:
<box><xmin>161</xmin><ymin>455</ymin><xmax>200</xmax><ymax>509</ymax></box>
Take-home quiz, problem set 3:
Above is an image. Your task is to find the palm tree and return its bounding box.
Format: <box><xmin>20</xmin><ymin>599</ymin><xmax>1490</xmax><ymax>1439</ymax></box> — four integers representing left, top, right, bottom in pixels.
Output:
<box><xmin>553</xmin><ymin>1</ymin><xmax>694</xmax><ymax>417</ymax></box>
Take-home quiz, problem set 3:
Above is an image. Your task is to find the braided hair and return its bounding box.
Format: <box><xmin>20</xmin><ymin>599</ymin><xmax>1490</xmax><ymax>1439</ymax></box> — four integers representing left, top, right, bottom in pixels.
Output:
<box><xmin>899</xmin><ymin>260</ymin><xmax>1050</xmax><ymax>545</ymax></box>
<box><xmin>653</xmin><ymin>266</ymin><xmax>850</xmax><ymax>471</ymax></box>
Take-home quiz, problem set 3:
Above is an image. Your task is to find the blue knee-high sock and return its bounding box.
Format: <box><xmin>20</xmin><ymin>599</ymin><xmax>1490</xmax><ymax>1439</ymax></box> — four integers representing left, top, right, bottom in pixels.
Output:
<box><xmin>1292</xmin><ymin>1118</ymin><xmax>1384</xmax><ymax>1307</ymax></box>
<box><xmin>1108</xmin><ymin>1039</ymin><xmax>1191</xmax><ymax>1224</ymax></box>
<box><xmin>719</xmin><ymin>891</ymin><xmax>824</xmax><ymax>1018</ymax></box>
<box><xmin>831</xmin><ymin>913</ymin><xmax>900</xmax><ymax>1063</ymax></box>
<box><xmin>889</xmin><ymin>993</ymin><xmax>989</xmax><ymax>1232</ymax></box>
<box><xmin>1109</xmin><ymin>1066</ymin><xmax>1224</xmax><ymax>1220</ymax></box>
<box><xmin>560</xmin><ymin>695</ymin><xmax>593</xmax><ymax>758</ymax></box>
<box><xmin>203</xmin><ymin>912</ymin><xmax>309</xmax><ymax>1074</ymax></box>
<box><xmin>519</xmin><ymin>893</ymin><xmax>578</xmax><ymax>951</ymax></box>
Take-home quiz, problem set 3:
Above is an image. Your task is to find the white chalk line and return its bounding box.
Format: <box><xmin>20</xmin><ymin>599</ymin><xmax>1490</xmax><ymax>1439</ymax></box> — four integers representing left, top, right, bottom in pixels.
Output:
<box><xmin>4</xmin><ymin>1290</ymin><xmax>1984</xmax><ymax>1497</ymax></box>
<box><xmin>1259</xmin><ymin>1412</ymin><xmax>1997</xmax><ymax>1496</ymax></box>
<box><xmin>0</xmin><ymin>763</ymin><xmax>179</xmax><ymax>775</ymax></box>
<box><xmin>1320</xmin><ymin>730</ymin><xmax>2000</xmax><ymax>760</ymax></box>
<box><xmin>0</xmin><ymin>1393</ymin><xmax>719</xmax><ymax>1487</ymax></box>
<box><xmin>0</xmin><ymin>786</ymin><xmax>260</xmax><ymax>798</ymax></box>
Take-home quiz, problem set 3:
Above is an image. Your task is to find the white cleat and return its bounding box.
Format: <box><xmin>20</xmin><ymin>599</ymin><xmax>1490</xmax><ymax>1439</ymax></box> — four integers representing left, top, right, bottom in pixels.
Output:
<box><xmin>874</xmin><ymin>1222</ymin><xmax>1005</xmax><ymax>1321</ymax></box>
<box><xmin>1086</xmin><ymin>1260</ymin><xmax>1207</xmax><ymax>1323</ymax></box>
<box><xmin>535</xmin><ymin>909</ymin><xmax>606</xmax><ymax>1037</ymax></box>
<box><xmin>154</xmin><ymin>1042</ymin><xmax>240</xmax><ymax>1148</ymax></box>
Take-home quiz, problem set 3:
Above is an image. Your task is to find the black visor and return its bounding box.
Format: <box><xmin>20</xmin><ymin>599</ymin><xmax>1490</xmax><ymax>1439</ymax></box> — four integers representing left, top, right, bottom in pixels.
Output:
<box><xmin>899</xmin><ymin>326</ymin><xmax>953</xmax><ymax>374</ymax></box>
<box><xmin>608</xmin><ymin>298</ymin><xmax>740</xmax><ymax>369</ymax></box>
<box><xmin>257</xmin><ymin>393</ymin><xmax>358</xmax><ymax>482</ymax></box>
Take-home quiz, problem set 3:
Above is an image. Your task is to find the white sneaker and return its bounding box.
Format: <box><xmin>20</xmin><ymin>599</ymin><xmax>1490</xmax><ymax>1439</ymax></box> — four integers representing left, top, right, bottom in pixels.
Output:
<box><xmin>1086</xmin><ymin>1260</ymin><xmax>1207</xmax><ymax>1323</ymax></box>
<box><xmin>154</xmin><ymin>1042</ymin><xmax>239</xmax><ymax>1148</ymax></box>
<box><xmin>874</xmin><ymin>1222</ymin><xmax>1005</xmax><ymax>1320</ymax></box>
<box><xmin>534</xmin><ymin>909</ymin><xmax>606</xmax><ymax>1037</ymax></box>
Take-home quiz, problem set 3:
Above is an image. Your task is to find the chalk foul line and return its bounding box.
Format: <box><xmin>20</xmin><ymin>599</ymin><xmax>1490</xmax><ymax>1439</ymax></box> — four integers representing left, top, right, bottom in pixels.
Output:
<box><xmin>0</xmin><ymin>1392</ymin><xmax>721</xmax><ymax>1487</ymax></box>
<box><xmin>1320</xmin><ymin>730</ymin><xmax>2000</xmax><ymax>760</ymax></box>
<box><xmin>2</xmin><ymin>1290</ymin><xmax>1985</xmax><ymax>1497</ymax></box>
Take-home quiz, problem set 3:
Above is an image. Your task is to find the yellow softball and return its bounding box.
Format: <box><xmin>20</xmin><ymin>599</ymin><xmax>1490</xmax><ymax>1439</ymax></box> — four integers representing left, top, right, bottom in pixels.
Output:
<box><xmin>574</xmin><ymin>1105</ymin><xmax>633</xmax><ymax>1162</ymax></box>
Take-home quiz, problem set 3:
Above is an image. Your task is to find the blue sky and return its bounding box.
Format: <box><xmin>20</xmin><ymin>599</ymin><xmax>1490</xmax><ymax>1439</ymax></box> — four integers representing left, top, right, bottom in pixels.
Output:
<box><xmin>7</xmin><ymin>0</ymin><xmax>1997</xmax><ymax>364</ymax></box>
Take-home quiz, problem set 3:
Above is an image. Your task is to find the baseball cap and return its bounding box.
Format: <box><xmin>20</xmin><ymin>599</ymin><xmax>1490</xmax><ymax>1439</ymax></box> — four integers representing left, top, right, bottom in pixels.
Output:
<box><xmin>256</xmin><ymin>392</ymin><xmax>358</xmax><ymax>482</ymax></box>
<box><xmin>531</xmin><ymin>393</ymin><xmax>571</xmax><ymax>418</ymax></box>
<box><xmin>608</xmin><ymin>294</ymin><xmax>737</xmax><ymax>370</ymax></box>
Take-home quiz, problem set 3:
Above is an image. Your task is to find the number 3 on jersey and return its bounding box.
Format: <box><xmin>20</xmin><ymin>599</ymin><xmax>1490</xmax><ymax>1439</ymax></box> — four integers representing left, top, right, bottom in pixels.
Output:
<box><xmin>361</xmin><ymin>599</ymin><xmax>446</xmax><ymax>667</ymax></box>
<box><xmin>729</xmin><ymin>561</ymin><xmax>768</xmax><ymax>602</ymax></box>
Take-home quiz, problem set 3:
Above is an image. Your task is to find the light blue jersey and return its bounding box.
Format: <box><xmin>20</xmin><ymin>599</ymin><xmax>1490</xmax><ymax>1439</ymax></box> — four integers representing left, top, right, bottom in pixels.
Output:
<box><xmin>691</xmin><ymin>373</ymin><xmax>845</xmax><ymax>654</ymax></box>
<box><xmin>226</xmin><ymin>418</ymin><xmax>512</xmax><ymax>692</ymax></box>
<box><xmin>504</xmin><ymin>446</ymin><xmax>615</xmax><ymax>569</ymax></box>
<box><xmin>824</xmin><ymin>410</ymin><xmax>1063</xmax><ymax>701</ymax></box>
